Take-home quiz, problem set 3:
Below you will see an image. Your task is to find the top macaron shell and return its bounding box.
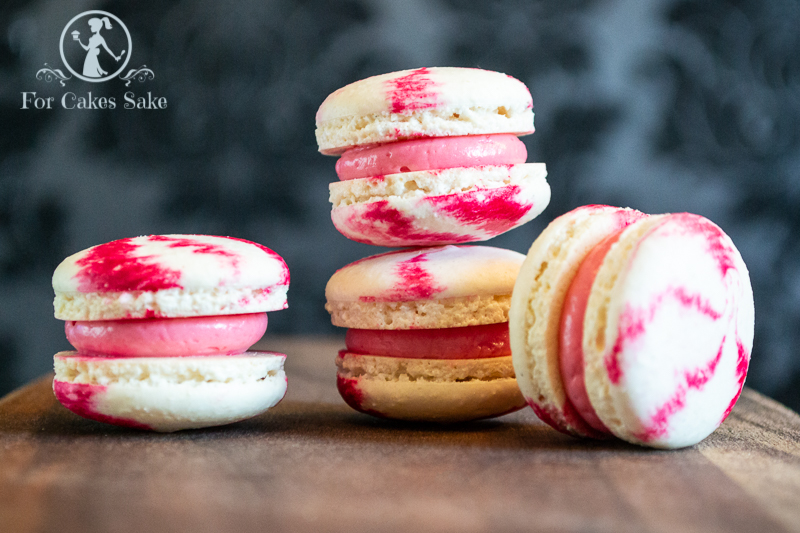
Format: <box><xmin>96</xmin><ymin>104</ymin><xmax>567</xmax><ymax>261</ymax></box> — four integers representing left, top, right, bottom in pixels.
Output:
<box><xmin>53</xmin><ymin>235</ymin><xmax>289</xmax><ymax>320</ymax></box>
<box><xmin>315</xmin><ymin>67</ymin><xmax>534</xmax><ymax>154</ymax></box>
<box><xmin>583</xmin><ymin>214</ymin><xmax>754</xmax><ymax>448</ymax></box>
<box><xmin>326</xmin><ymin>245</ymin><xmax>525</xmax><ymax>303</ymax></box>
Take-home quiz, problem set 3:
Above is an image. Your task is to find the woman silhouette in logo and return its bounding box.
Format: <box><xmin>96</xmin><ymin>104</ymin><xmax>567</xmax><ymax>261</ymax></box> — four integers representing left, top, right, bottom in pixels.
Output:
<box><xmin>76</xmin><ymin>17</ymin><xmax>123</xmax><ymax>78</ymax></box>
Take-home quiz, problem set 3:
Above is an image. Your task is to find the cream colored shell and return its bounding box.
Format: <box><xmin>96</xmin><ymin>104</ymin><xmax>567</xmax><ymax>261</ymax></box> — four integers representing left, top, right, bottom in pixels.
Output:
<box><xmin>326</xmin><ymin>295</ymin><xmax>511</xmax><ymax>330</ymax></box>
<box><xmin>327</xmin><ymin>245</ymin><xmax>524</xmax><ymax>303</ymax></box>
<box><xmin>326</xmin><ymin>245</ymin><xmax>524</xmax><ymax>329</ymax></box>
<box><xmin>337</xmin><ymin>352</ymin><xmax>525</xmax><ymax>422</ymax></box>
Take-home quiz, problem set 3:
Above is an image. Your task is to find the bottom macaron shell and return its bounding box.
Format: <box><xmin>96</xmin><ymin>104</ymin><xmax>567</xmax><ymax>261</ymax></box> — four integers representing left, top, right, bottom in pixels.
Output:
<box><xmin>336</xmin><ymin>352</ymin><xmax>525</xmax><ymax>422</ymax></box>
<box><xmin>53</xmin><ymin>381</ymin><xmax>153</xmax><ymax>430</ymax></box>
<box><xmin>331</xmin><ymin>165</ymin><xmax>550</xmax><ymax>247</ymax></box>
<box><xmin>52</xmin><ymin>351</ymin><xmax>287</xmax><ymax>432</ymax></box>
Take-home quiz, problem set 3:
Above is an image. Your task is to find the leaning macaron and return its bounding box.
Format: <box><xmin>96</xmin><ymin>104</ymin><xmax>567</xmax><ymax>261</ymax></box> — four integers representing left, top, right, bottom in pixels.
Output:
<box><xmin>326</xmin><ymin>245</ymin><xmax>527</xmax><ymax>422</ymax></box>
<box><xmin>52</xmin><ymin>234</ymin><xmax>290</xmax><ymax>432</ymax></box>
<box><xmin>509</xmin><ymin>206</ymin><xmax>754</xmax><ymax>448</ymax></box>
<box><xmin>317</xmin><ymin>67</ymin><xmax>550</xmax><ymax>247</ymax></box>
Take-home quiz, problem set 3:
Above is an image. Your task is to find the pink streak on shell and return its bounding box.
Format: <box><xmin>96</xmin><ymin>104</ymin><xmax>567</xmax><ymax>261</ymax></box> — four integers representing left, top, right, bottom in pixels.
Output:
<box><xmin>386</xmin><ymin>67</ymin><xmax>439</xmax><ymax>114</ymax></box>
<box><xmin>53</xmin><ymin>380</ymin><xmax>152</xmax><ymax>430</ymax></box>
<box><xmin>74</xmin><ymin>237</ymin><xmax>183</xmax><ymax>293</ymax></box>
<box><xmin>221</xmin><ymin>236</ymin><xmax>291</xmax><ymax>286</ymax></box>
<box><xmin>605</xmin><ymin>286</ymin><xmax>724</xmax><ymax>385</ymax></box>
<box><xmin>73</xmin><ymin>235</ymin><xmax>288</xmax><ymax>294</ymax></box>
<box><xmin>424</xmin><ymin>184</ymin><xmax>532</xmax><ymax>234</ymax></box>
<box><xmin>336</xmin><ymin>373</ymin><xmax>387</xmax><ymax>419</ymax></box>
<box><xmin>340</xmin><ymin>200</ymin><xmax>470</xmax><ymax>246</ymax></box>
<box><xmin>149</xmin><ymin>235</ymin><xmax>239</xmax><ymax>259</ymax></box>
<box><xmin>667</xmin><ymin>213</ymin><xmax>737</xmax><ymax>277</ymax></box>
<box><xmin>720</xmin><ymin>336</ymin><xmax>750</xmax><ymax>423</ymax></box>
<box><xmin>633</xmin><ymin>338</ymin><xmax>726</xmax><ymax>443</ymax></box>
<box><xmin>359</xmin><ymin>249</ymin><xmax>447</xmax><ymax>303</ymax></box>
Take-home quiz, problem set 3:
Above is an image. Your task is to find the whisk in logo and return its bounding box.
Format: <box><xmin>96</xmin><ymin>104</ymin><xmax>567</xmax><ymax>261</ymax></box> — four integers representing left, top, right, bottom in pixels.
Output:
<box><xmin>24</xmin><ymin>10</ymin><xmax>165</xmax><ymax>110</ymax></box>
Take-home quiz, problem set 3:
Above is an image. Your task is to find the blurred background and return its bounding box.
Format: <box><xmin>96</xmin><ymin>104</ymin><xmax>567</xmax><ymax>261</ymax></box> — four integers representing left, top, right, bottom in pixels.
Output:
<box><xmin>2</xmin><ymin>0</ymin><xmax>799</xmax><ymax>411</ymax></box>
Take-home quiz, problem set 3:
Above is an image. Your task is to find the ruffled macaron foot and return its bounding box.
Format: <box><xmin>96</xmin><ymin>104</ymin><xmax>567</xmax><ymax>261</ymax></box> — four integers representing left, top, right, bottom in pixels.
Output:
<box><xmin>317</xmin><ymin>67</ymin><xmax>549</xmax><ymax>247</ymax></box>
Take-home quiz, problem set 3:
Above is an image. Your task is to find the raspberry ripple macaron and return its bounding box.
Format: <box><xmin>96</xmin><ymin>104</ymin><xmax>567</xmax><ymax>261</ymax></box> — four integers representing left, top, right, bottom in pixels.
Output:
<box><xmin>326</xmin><ymin>245</ymin><xmax>527</xmax><ymax>422</ymax></box>
<box><xmin>509</xmin><ymin>206</ymin><xmax>755</xmax><ymax>448</ymax></box>
<box><xmin>51</xmin><ymin>234</ymin><xmax>290</xmax><ymax>432</ymax></box>
<box><xmin>316</xmin><ymin>67</ymin><xmax>550</xmax><ymax>247</ymax></box>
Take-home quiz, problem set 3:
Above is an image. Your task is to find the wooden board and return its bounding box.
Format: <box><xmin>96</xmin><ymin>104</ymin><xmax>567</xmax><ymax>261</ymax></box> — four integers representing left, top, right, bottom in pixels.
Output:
<box><xmin>1</xmin><ymin>336</ymin><xmax>799</xmax><ymax>533</ymax></box>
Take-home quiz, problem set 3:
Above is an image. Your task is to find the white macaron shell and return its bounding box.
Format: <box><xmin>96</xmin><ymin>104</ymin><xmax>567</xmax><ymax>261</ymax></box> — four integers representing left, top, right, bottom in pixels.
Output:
<box><xmin>585</xmin><ymin>215</ymin><xmax>754</xmax><ymax>448</ymax></box>
<box><xmin>326</xmin><ymin>245</ymin><xmax>525</xmax><ymax>303</ymax></box>
<box><xmin>330</xmin><ymin>164</ymin><xmax>550</xmax><ymax>247</ymax></box>
<box><xmin>315</xmin><ymin>67</ymin><xmax>534</xmax><ymax>154</ymax></box>
<box><xmin>53</xmin><ymin>351</ymin><xmax>287</xmax><ymax>432</ymax></box>
<box><xmin>53</xmin><ymin>235</ymin><xmax>288</xmax><ymax>293</ymax></box>
<box><xmin>52</xmin><ymin>235</ymin><xmax>289</xmax><ymax>319</ymax></box>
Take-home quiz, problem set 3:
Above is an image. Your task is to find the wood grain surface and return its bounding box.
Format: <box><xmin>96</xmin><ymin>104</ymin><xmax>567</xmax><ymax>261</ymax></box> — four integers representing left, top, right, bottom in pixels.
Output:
<box><xmin>1</xmin><ymin>336</ymin><xmax>799</xmax><ymax>533</ymax></box>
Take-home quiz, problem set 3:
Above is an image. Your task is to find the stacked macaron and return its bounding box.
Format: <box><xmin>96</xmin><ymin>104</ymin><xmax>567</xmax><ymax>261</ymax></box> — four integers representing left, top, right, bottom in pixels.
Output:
<box><xmin>509</xmin><ymin>206</ymin><xmax>754</xmax><ymax>448</ymax></box>
<box><xmin>327</xmin><ymin>245</ymin><xmax>527</xmax><ymax>422</ymax></box>
<box><xmin>317</xmin><ymin>67</ymin><xmax>550</xmax><ymax>247</ymax></box>
<box><xmin>51</xmin><ymin>234</ymin><xmax>290</xmax><ymax>432</ymax></box>
<box><xmin>316</xmin><ymin>67</ymin><xmax>550</xmax><ymax>421</ymax></box>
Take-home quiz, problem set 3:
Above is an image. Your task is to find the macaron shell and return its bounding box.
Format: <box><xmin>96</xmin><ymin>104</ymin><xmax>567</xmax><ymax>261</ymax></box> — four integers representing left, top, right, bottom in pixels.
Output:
<box><xmin>509</xmin><ymin>205</ymin><xmax>647</xmax><ymax>437</ymax></box>
<box><xmin>316</xmin><ymin>67</ymin><xmax>534</xmax><ymax>154</ymax></box>
<box><xmin>53</xmin><ymin>351</ymin><xmax>287</xmax><ymax>432</ymax></box>
<box><xmin>329</xmin><ymin>164</ymin><xmax>550</xmax><ymax>247</ymax></box>
<box><xmin>336</xmin><ymin>352</ymin><xmax>525</xmax><ymax>422</ymax></box>
<box><xmin>583</xmin><ymin>214</ymin><xmax>754</xmax><ymax>448</ymax></box>
<box><xmin>53</xmin><ymin>235</ymin><xmax>289</xmax><ymax>320</ymax></box>
<box><xmin>326</xmin><ymin>245</ymin><xmax>525</xmax><ymax>304</ymax></box>
<box><xmin>326</xmin><ymin>294</ymin><xmax>513</xmax><ymax>330</ymax></box>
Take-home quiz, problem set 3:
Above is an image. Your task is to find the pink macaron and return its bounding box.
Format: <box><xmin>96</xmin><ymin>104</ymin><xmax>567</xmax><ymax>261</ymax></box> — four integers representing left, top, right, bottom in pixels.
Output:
<box><xmin>316</xmin><ymin>67</ymin><xmax>550</xmax><ymax>247</ymax></box>
<box><xmin>509</xmin><ymin>206</ymin><xmax>754</xmax><ymax>448</ymax></box>
<box><xmin>51</xmin><ymin>234</ymin><xmax>290</xmax><ymax>432</ymax></box>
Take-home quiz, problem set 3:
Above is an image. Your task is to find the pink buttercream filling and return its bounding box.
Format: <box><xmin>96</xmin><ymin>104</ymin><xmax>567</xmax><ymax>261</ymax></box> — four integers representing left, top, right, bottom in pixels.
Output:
<box><xmin>559</xmin><ymin>229</ymin><xmax>628</xmax><ymax>435</ymax></box>
<box><xmin>65</xmin><ymin>313</ymin><xmax>268</xmax><ymax>357</ymax></box>
<box><xmin>335</xmin><ymin>134</ymin><xmax>527</xmax><ymax>180</ymax></box>
<box><xmin>345</xmin><ymin>323</ymin><xmax>511</xmax><ymax>360</ymax></box>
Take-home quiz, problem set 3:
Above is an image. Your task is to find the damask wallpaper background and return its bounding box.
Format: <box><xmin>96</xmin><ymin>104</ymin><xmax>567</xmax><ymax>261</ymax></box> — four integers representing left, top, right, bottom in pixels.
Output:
<box><xmin>2</xmin><ymin>0</ymin><xmax>799</xmax><ymax>410</ymax></box>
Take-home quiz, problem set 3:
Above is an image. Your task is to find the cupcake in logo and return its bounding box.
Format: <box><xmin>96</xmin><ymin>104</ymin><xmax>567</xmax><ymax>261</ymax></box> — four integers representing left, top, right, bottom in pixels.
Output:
<box><xmin>59</xmin><ymin>10</ymin><xmax>131</xmax><ymax>83</ymax></box>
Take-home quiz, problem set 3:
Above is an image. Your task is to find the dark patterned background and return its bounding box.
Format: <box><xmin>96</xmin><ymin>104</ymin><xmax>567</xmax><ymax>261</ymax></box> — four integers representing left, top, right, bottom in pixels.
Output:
<box><xmin>2</xmin><ymin>0</ymin><xmax>799</xmax><ymax>411</ymax></box>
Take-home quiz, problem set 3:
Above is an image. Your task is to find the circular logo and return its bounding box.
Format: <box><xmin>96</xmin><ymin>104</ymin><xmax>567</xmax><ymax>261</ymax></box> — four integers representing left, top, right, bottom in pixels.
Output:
<box><xmin>59</xmin><ymin>10</ymin><xmax>131</xmax><ymax>83</ymax></box>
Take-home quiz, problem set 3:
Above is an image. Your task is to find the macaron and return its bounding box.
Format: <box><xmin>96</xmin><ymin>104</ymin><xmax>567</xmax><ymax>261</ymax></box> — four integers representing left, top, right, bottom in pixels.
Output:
<box><xmin>326</xmin><ymin>245</ymin><xmax>527</xmax><ymax>422</ymax></box>
<box><xmin>509</xmin><ymin>206</ymin><xmax>754</xmax><ymax>448</ymax></box>
<box><xmin>51</xmin><ymin>234</ymin><xmax>290</xmax><ymax>432</ymax></box>
<box><xmin>316</xmin><ymin>67</ymin><xmax>550</xmax><ymax>247</ymax></box>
